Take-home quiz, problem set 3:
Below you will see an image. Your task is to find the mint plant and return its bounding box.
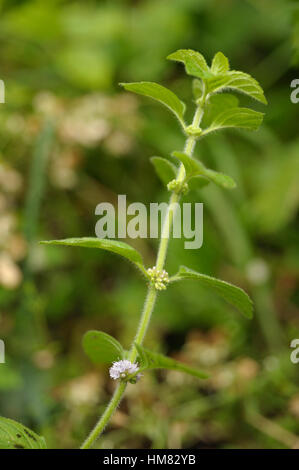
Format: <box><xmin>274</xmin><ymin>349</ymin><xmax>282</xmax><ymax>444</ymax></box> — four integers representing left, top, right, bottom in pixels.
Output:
<box><xmin>0</xmin><ymin>50</ymin><xmax>266</xmax><ymax>449</ymax></box>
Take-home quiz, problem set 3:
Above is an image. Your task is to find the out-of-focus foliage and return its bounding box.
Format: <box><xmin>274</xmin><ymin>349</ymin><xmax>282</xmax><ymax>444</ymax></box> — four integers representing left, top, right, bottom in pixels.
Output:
<box><xmin>0</xmin><ymin>0</ymin><xmax>298</xmax><ymax>449</ymax></box>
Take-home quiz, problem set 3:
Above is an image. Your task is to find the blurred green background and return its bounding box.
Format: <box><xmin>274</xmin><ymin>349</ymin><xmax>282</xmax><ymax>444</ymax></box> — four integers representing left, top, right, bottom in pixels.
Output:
<box><xmin>0</xmin><ymin>0</ymin><xmax>299</xmax><ymax>449</ymax></box>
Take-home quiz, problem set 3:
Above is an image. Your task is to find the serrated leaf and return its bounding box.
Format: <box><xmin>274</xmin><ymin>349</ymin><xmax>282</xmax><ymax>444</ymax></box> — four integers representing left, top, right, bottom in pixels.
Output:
<box><xmin>170</xmin><ymin>266</ymin><xmax>253</xmax><ymax>318</ymax></box>
<box><xmin>172</xmin><ymin>151</ymin><xmax>236</xmax><ymax>190</ymax></box>
<box><xmin>150</xmin><ymin>157</ymin><xmax>177</xmax><ymax>185</ymax></box>
<box><xmin>0</xmin><ymin>417</ymin><xmax>47</xmax><ymax>449</ymax></box>
<box><xmin>83</xmin><ymin>330</ymin><xmax>124</xmax><ymax>364</ymax></box>
<box><xmin>120</xmin><ymin>82</ymin><xmax>185</xmax><ymax>127</ymax></box>
<box><xmin>40</xmin><ymin>238</ymin><xmax>146</xmax><ymax>274</ymax></box>
<box><xmin>135</xmin><ymin>344</ymin><xmax>209</xmax><ymax>379</ymax></box>
<box><xmin>202</xmin><ymin>107</ymin><xmax>264</xmax><ymax>136</ymax></box>
<box><xmin>167</xmin><ymin>49</ymin><xmax>212</xmax><ymax>80</ymax></box>
<box><xmin>207</xmin><ymin>70</ymin><xmax>267</xmax><ymax>104</ymax></box>
<box><xmin>211</xmin><ymin>52</ymin><xmax>230</xmax><ymax>75</ymax></box>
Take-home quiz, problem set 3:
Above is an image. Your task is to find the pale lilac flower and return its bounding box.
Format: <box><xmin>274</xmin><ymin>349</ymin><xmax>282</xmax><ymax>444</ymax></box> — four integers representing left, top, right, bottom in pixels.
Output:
<box><xmin>109</xmin><ymin>360</ymin><xmax>139</xmax><ymax>380</ymax></box>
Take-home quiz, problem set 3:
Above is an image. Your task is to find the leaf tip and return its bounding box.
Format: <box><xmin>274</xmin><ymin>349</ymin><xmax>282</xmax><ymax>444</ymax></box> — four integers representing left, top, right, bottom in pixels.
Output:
<box><xmin>166</xmin><ymin>51</ymin><xmax>176</xmax><ymax>61</ymax></box>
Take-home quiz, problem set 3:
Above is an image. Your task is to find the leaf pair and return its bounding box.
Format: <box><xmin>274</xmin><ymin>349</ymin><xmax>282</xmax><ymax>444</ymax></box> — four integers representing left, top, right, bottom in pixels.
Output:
<box><xmin>0</xmin><ymin>417</ymin><xmax>46</xmax><ymax>449</ymax></box>
<box><xmin>150</xmin><ymin>149</ymin><xmax>236</xmax><ymax>191</ymax></box>
<box><xmin>120</xmin><ymin>50</ymin><xmax>266</xmax><ymax>140</ymax></box>
<box><xmin>150</xmin><ymin>155</ymin><xmax>208</xmax><ymax>192</ymax></box>
<box><xmin>167</xmin><ymin>49</ymin><xmax>266</xmax><ymax>135</ymax></box>
<box><xmin>168</xmin><ymin>49</ymin><xmax>267</xmax><ymax>105</ymax></box>
<box><xmin>172</xmin><ymin>150</ymin><xmax>236</xmax><ymax>190</ymax></box>
<box><xmin>82</xmin><ymin>331</ymin><xmax>208</xmax><ymax>380</ymax></box>
<box><xmin>41</xmin><ymin>239</ymin><xmax>253</xmax><ymax>319</ymax></box>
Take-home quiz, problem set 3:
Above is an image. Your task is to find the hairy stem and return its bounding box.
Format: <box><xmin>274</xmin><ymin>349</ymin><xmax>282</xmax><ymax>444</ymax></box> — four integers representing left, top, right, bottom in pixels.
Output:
<box><xmin>81</xmin><ymin>382</ymin><xmax>126</xmax><ymax>449</ymax></box>
<box><xmin>80</xmin><ymin>98</ymin><xmax>205</xmax><ymax>449</ymax></box>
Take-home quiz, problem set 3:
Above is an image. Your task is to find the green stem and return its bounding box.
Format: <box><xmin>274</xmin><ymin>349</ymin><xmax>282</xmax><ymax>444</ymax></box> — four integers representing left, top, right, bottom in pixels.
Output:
<box><xmin>155</xmin><ymin>103</ymin><xmax>203</xmax><ymax>270</ymax></box>
<box><xmin>80</xmin><ymin>99</ymin><xmax>205</xmax><ymax>450</ymax></box>
<box><xmin>130</xmin><ymin>286</ymin><xmax>157</xmax><ymax>362</ymax></box>
<box><xmin>81</xmin><ymin>382</ymin><xmax>126</xmax><ymax>449</ymax></box>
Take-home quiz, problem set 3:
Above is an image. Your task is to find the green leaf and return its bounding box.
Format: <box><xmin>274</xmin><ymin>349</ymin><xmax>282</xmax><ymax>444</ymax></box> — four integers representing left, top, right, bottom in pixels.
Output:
<box><xmin>203</xmin><ymin>168</ymin><xmax>236</xmax><ymax>189</ymax></box>
<box><xmin>211</xmin><ymin>52</ymin><xmax>230</xmax><ymax>75</ymax></box>
<box><xmin>150</xmin><ymin>156</ymin><xmax>177</xmax><ymax>185</ymax></box>
<box><xmin>203</xmin><ymin>93</ymin><xmax>239</xmax><ymax>127</ymax></box>
<box><xmin>192</xmin><ymin>79</ymin><xmax>203</xmax><ymax>100</ymax></box>
<box><xmin>207</xmin><ymin>71</ymin><xmax>267</xmax><ymax>104</ymax></box>
<box><xmin>202</xmin><ymin>107</ymin><xmax>264</xmax><ymax>136</ymax></box>
<box><xmin>170</xmin><ymin>266</ymin><xmax>253</xmax><ymax>318</ymax></box>
<box><xmin>0</xmin><ymin>417</ymin><xmax>47</xmax><ymax>449</ymax></box>
<box><xmin>120</xmin><ymin>82</ymin><xmax>185</xmax><ymax>127</ymax></box>
<box><xmin>40</xmin><ymin>238</ymin><xmax>146</xmax><ymax>274</ymax></box>
<box><xmin>82</xmin><ymin>330</ymin><xmax>124</xmax><ymax>364</ymax></box>
<box><xmin>172</xmin><ymin>150</ymin><xmax>204</xmax><ymax>179</ymax></box>
<box><xmin>167</xmin><ymin>49</ymin><xmax>212</xmax><ymax>80</ymax></box>
<box><xmin>172</xmin><ymin>151</ymin><xmax>236</xmax><ymax>189</ymax></box>
<box><xmin>188</xmin><ymin>175</ymin><xmax>210</xmax><ymax>190</ymax></box>
<box><xmin>167</xmin><ymin>49</ymin><xmax>266</xmax><ymax>104</ymax></box>
<box><xmin>135</xmin><ymin>344</ymin><xmax>209</xmax><ymax>379</ymax></box>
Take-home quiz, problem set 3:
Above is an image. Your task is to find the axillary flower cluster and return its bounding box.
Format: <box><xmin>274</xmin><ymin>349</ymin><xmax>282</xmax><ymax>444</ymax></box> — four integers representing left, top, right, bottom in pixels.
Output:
<box><xmin>147</xmin><ymin>266</ymin><xmax>170</xmax><ymax>290</ymax></box>
<box><xmin>167</xmin><ymin>179</ymin><xmax>189</xmax><ymax>195</ymax></box>
<box><xmin>109</xmin><ymin>360</ymin><xmax>141</xmax><ymax>383</ymax></box>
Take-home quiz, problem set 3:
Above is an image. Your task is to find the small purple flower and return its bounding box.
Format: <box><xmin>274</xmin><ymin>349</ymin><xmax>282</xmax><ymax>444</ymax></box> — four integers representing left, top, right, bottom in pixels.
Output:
<box><xmin>109</xmin><ymin>360</ymin><xmax>139</xmax><ymax>380</ymax></box>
